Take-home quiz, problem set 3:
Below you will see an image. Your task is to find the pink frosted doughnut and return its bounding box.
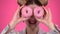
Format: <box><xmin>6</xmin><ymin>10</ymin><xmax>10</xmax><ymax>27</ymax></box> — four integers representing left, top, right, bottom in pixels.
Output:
<box><xmin>34</xmin><ymin>6</ymin><xmax>44</xmax><ymax>18</ymax></box>
<box><xmin>21</xmin><ymin>6</ymin><xmax>32</xmax><ymax>18</ymax></box>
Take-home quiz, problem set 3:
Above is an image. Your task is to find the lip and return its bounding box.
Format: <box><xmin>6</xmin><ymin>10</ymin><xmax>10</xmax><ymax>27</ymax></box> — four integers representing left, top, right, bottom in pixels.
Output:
<box><xmin>28</xmin><ymin>18</ymin><xmax>37</xmax><ymax>24</ymax></box>
<box><xmin>30</xmin><ymin>19</ymin><xmax>35</xmax><ymax>23</ymax></box>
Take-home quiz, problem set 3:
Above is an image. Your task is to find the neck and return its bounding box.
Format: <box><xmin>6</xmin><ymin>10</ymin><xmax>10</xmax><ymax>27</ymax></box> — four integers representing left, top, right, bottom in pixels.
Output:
<box><xmin>26</xmin><ymin>25</ymin><xmax>39</xmax><ymax>34</ymax></box>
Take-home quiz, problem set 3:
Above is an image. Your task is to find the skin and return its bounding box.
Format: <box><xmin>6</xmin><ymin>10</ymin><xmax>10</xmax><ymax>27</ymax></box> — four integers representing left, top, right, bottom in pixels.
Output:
<box><xmin>5</xmin><ymin>4</ymin><xmax>57</xmax><ymax>34</ymax></box>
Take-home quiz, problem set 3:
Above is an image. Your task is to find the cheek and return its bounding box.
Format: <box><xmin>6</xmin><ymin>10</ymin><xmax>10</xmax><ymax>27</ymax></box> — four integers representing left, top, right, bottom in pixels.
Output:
<box><xmin>21</xmin><ymin>6</ymin><xmax>32</xmax><ymax>18</ymax></box>
<box><xmin>34</xmin><ymin>7</ymin><xmax>44</xmax><ymax>18</ymax></box>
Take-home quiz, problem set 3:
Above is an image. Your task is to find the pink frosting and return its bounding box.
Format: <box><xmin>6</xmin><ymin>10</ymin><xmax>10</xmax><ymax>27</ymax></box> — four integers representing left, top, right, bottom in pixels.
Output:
<box><xmin>21</xmin><ymin>6</ymin><xmax>32</xmax><ymax>18</ymax></box>
<box><xmin>21</xmin><ymin>6</ymin><xmax>44</xmax><ymax>18</ymax></box>
<box><xmin>34</xmin><ymin>6</ymin><xmax>44</xmax><ymax>18</ymax></box>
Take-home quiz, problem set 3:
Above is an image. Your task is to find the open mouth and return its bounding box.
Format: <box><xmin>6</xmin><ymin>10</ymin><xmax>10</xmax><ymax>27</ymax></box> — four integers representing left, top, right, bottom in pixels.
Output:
<box><xmin>28</xmin><ymin>17</ymin><xmax>37</xmax><ymax>24</ymax></box>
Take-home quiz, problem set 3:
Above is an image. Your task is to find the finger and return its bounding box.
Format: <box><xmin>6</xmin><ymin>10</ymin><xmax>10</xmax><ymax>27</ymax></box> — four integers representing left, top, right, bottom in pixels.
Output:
<box><xmin>20</xmin><ymin>5</ymin><xmax>25</xmax><ymax>8</ymax></box>
<box><xmin>17</xmin><ymin>17</ymin><xmax>24</xmax><ymax>23</ymax></box>
<box><xmin>48</xmin><ymin>8</ymin><xmax>52</xmax><ymax>19</ymax></box>
<box><xmin>14</xmin><ymin>5</ymin><xmax>24</xmax><ymax>18</ymax></box>
<box><xmin>42</xmin><ymin>7</ymin><xmax>49</xmax><ymax>19</ymax></box>
<box><xmin>35</xmin><ymin>17</ymin><xmax>42</xmax><ymax>22</ymax></box>
<box><xmin>13</xmin><ymin>7</ymin><xmax>21</xmax><ymax>18</ymax></box>
<box><xmin>19</xmin><ymin>17</ymin><xmax>29</xmax><ymax>22</ymax></box>
<box><xmin>23</xmin><ymin>18</ymin><xmax>29</xmax><ymax>21</ymax></box>
<box><xmin>19</xmin><ymin>5</ymin><xmax>25</xmax><ymax>16</ymax></box>
<box><xmin>15</xmin><ymin>5</ymin><xmax>24</xmax><ymax>15</ymax></box>
<box><xmin>43</xmin><ymin>7</ymin><xmax>49</xmax><ymax>15</ymax></box>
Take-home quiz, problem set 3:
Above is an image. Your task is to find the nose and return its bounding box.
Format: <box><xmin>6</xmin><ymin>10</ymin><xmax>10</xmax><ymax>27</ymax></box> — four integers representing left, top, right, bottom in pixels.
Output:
<box><xmin>30</xmin><ymin>14</ymin><xmax>35</xmax><ymax>19</ymax></box>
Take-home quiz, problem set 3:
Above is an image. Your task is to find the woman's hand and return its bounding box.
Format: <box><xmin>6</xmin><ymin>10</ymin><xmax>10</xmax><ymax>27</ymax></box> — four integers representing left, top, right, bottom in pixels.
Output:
<box><xmin>9</xmin><ymin>5</ymin><xmax>29</xmax><ymax>29</ymax></box>
<box><xmin>36</xmin><ymin>7</ymin><xmax>56</xmax><ymax>30</ymax></box>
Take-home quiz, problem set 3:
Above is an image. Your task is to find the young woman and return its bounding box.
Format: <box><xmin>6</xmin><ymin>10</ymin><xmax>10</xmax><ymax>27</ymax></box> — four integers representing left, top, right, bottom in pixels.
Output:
<box><xmin>1</xmin><ymin>0</ymin><xmax>60</xmax><ymax>34</ymax></box>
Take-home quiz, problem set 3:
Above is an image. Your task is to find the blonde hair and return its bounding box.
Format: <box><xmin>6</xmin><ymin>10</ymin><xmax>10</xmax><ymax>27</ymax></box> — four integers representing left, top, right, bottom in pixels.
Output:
<box><xmin>17</xmin><ymin>0</ymin><xmax>48</xmax><ymax>6</ymax></box>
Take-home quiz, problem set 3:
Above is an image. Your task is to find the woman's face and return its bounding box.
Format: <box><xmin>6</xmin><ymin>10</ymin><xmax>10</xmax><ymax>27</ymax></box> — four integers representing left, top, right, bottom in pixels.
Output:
<box><xmin>21</xmin><ymin>4</ymin><xmax>44</xmax><ymax>24</ymax></box>
<box><xmin>26</xmin><ymin>5</ymin><xmax>39</xmax><ymax>24</ymax></box>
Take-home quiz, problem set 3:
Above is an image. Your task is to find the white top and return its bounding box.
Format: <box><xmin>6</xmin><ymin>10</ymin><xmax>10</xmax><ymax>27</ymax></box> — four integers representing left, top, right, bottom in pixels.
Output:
<box><xmin>1</xmin><ymin>25</ymin><xmax>59</xmax><ymax>34</ymax></box>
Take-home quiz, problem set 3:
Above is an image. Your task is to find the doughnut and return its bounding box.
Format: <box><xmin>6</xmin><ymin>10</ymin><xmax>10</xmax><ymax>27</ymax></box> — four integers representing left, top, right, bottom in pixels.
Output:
<box><xmin>34</xmin><ymin>6</ymin><xmax>44</xmax><ymax>18</ymax></box>
<box><xmin>21</xmin><ymin>6</ymin><xmax>32</xmax><ymax>18</ymax></box>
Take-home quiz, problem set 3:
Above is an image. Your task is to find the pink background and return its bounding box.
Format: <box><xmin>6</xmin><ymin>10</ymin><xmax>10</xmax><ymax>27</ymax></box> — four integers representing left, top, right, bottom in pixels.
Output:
<box><xmin>0</xmin><ymin>0</ymin><xmax>60</xmax><ymax>33</ymax></box>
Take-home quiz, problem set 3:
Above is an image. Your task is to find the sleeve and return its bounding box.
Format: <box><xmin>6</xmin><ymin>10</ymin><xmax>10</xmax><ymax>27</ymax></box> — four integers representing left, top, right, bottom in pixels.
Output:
<box><xmin>47</xmin><ymin>30</ymin><xmax>59</xmax><ymax>34</ymax></box>
<box><xmin>47</xmin><ymin>24</ymin><xmax>60</xmax><ymax>34</ymax></box>
<box><xmin>1</xmin><ymin>25</ymin><xmax>18</xmax><ymax>34</ymax></box>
